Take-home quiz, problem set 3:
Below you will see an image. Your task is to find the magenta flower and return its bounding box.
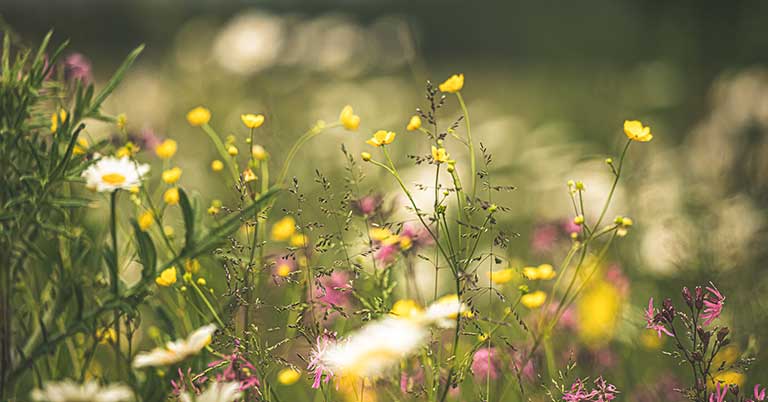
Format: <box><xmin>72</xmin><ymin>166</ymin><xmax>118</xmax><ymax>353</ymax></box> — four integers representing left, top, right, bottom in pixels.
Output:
<box><xmin>63</xmin><ymin>53</ymin><xmax>93</xmax><ymax>84</ymax></box>
<box><xmin>700</xmin><ymin>283</ymin><xmax>725</xmax><ymax>326</ymax></box>
<box><xmin>351</xmin><ymin>194</ymin><xmax>383</xmax><ymax>216</ymax></box>
<box><xmin>563</xmin><ymin>377</ymin><xmax>618</xmax><ymax>402</ymax></box>
<box><xmin>563</xmin><ymin>379</ymin><xmax>598</xmax><ymax>401</ymax></box>
<box><xmin>471</xmin><ymin>348</ymin><xmax>501</xmax><ymax>381</ymax></box>
<box><xmin>312</xmin><ymin>271</ymin><xmax>352</xmax><ymax>320</ymax></box>
<box><xmin>207</xmin><ymin>352</ymin><xmax>261</xmax><ymax>392</ymax></box>
<box><xmin>710</xmin><ymin>382</ymin><xmax>728</xmax><ymax>402</ymax></box>
<box><xmin>751</xmin><ymin>384</ymin><xmax>767</xmax><ymax>401</ymax></box>
<box><xmin>645</xmin><ymin>298</ymin><xmax>672</xmax><ymax>338</ymax></box>
<box><xmin>307</xmin><ymin>332</ymin><xmax>336</xmax><ymax>389</ymax></box>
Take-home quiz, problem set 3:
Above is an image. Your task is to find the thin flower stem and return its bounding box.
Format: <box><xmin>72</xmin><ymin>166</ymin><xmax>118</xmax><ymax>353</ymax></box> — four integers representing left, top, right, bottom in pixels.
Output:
<box><xmin>276</xmin><ymin>123</ymin><xmax>340</xmax><ymax>186</ymax></box>
<box><xmin>189</xmin><ymin>280</ymin><xmax>227</xmax><ymax>330</ymax></box>
<box><xmin>456</xmin><ymin>92</ymin><xmax>476</xmax><ymax>201</ymax></box>
<box><xmin>201</xmin><ymin>123</ymin><xmax>239</xmax><ymax>181</ymax></box>
<box><xmin>592</xmin><ymin>139</ymin><xmax>631</xmax><ymax>232</ymax></box>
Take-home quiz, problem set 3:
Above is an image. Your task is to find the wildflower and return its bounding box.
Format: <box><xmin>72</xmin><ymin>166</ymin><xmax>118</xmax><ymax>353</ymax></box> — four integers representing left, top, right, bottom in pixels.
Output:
<box><xmin>187</xmin><ymin>106</ymin><xmax>211</xmax><ymax>127</ymax></box>
<box><xmin>313</xmin><ymin>271</ymin><xmax>352</xmax><ymax>318</ymax></box>
<box><xmin>96</xmin><ymin>328</ymin><xmax>117</xmax><ymax>345</ymax></box>
<box><xmin>366</xmin><ymin>130</ymin><xmax>396</xmax><ymax>147</ymax></box>
<box><xmin>423</xmin><ymin>294</ymin><xmax>471</xmax><ymax>327</ymax></box>
<box><xmin>752</xmin><ymin>384</ymin><xmax>767</xmax><ymax>401</ymax></box>
<box><xmin>574</xmin><ymin>215</ymin><xmax>585</xmax><ymax>225</ymax></box>
<box><xmin>138</xmin><ymin>211</ymin><xmax>154</xmax><ymax>231</ymax></box>
<box><xmin>710</xmin><ymin>382</ymin><xmax>728</xmax><ymax>402</ymax></box>
<box><xmin>616</xmin><ymin>216</ymin><xmax>633</xmax><ymax>237</ymax></box>
<box><xmin>31</xmin><ymin>380</ymin><xmax>133</xmax><ymax>402</ymax></box>
<box><xmin>226</xmin><ymin>145</ymin><xmax>238</xmax><ymax>156</ymax></box>
<box><xmin>471</xmin><ymin>348</ymin><xmax>501</xmax><ymax>381</ymax></box>
<box><xmin>487</xmin><ymin>268</ymin><xmax>516</xmax><ymax>285</ymax></box>
<box><xmin>133</xmin><ymin>324</ymin><xmax>216</xmax><ymax>368</ymax></box>
<box><xmin>308</xmin><ymin>332</ymin><xmax>337</xmax><ymax>388</ymax></box>
<box><xmin>350</xmin><ymin>195</ymin><xmax>382</xmax><ymax>216</ymax></box>
<box><xmin>271</xmin><ymin>216</ymin><xmax>296</xmax><ymax>241</ymax></box>
<box><xmin>211</xmin><ymin>160</ymin><xmax>224</xmax><ymax>172</ymax></box>
<box><xmin>72</xmin><ymin>137</ymin><xmax>89</xmax><ymax>155</ymax></box>
<box><xmin>431</xmin><ymin>146</ymin><xmax>449</xmax><ymax>163</ymax></box>
<box><xmin>577</xmin><ymin>280</ymin><xmax>623</xmax><ymax>345</ymax></box>
<box><xmin>623</xmin><ymin>120</ymin><xmax>653</xmax><ymax>142</ymax></box>
<box><xmin>82</xmin><ymin>156</ymin><xmax>150</xmax><ymax>192</ymax></box>
<box><xmin>155</xmin><ymin>139</ymin><xmax>178</xmax><ymax>159</ymax></box>
<box><xmin>242</xmin><ymin>168</ymin><xmax>257</xmax><ymax>183</ymax></box>
<box><xmin>179</xmin><ymin>382</ymin><xmax>241</xmax><ymax>402</ymax></box>
<box><xmin>274</xmin><ymin>257</ymin><xmax>294</xmax><ymax>278</ymax></box>
<box><xmin>50</xmin><ymin>109</ymin><xmax>68</xmax><ymax>133</ymax></box>
<box><xmin>521</xmin><ymin>290</ymin><xmax>547</xmax><ymax>309</ymax></box>
<box><xmin>155</xmin><ymin>267</ymin><xmax>177</xmax><ymax>287</ymax></box>
<box><xmin>406</xmin><ymin>115</ymin><xmax>421</xmax><ymax>131</ymax></box>
<box><xmin>339</xmin><ymin>105</ymin><xmax>361</xmax><ymax>131</ymax></box>
<box><xmin>439</xmin><ymin>73</ymin><xmax>465</xmax><ymax>93</ymax></box>
<box><xmin>290</xmin><ymin>233</ymin><xmax>308</xmax><ymax>247</ymax></box>
<box><xmin>312</xmin><ymin>317</ymin><xmax>429</xmax><ymax>381</ymax></box>
<box><xmin>240</xmin><ymin>113</ymin><xmax>265</xmax><ymax>129</ymax></box>
<box><xmin>251</xmin><ymin>145</ymin><xmax>268</xmax><ymax>160</ymax></box>
<box><xmin>277</xmin><ymin>368</ymin><xmax>301</xmax><ymax>385</ymax></box>
<box><xmin>701</xmin><ymin>282</ymin><xmax>725</xmax><ymax>326</ymax></box>
<box><xmin>164</xmin><ymin>187</ymin><xmax>180</xmax><ymax>205</ymax></box>
<box><xmin>644</xmin><ymin>297</ymin><xmax>673</xmax><ymax>338</ymax></box>
<box><xmin>116</xmin><ymin>113</ymin><xmax>127</xmax><ymax>130</ymax></box>
<box><xmin>63</xmin><ymin>53</ymin><xmax>93</xmax><ymax>84</ymax></box>
<box><xmin>390</xmin><ymin>299</ymin><xmax>424</xmax><ymax>319</ymax></box>
<box><xmin>162</xmin><ymin>167</ymin><xmax>182</xmax><ymax>184</ymax></box>
<box><xmin>184</xmin><ymin>259</ymin><xmax>200</xmax><ymax>274</ymax></box>
<box><xmin>361</xmin><ymin>152</ymin><xmax>372</xmax><ymax>162</ymax></box>
<box><xmin>522</xmin><ymin>264</ymin><xmax>557</xmax><ymax>280</ymax></box>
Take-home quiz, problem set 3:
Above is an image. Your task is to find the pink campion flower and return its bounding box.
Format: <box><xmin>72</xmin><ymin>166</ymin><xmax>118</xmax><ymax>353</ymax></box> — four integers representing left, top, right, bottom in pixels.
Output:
<box><xmin>751</xmin><ymin>384</ymin><xmax>767</xmax><ymax>401</ymax></box>
<box><xmin>313</xmin><ymin>271</ymin><xmax>352</xmax><ymax>320</ymax></box>
<box><xmin>374</xmin><ymin>243</ymin><xmax>399</xmax><ymax>265</ymax></box>
<box><xmin>710</xmin><ymin>382</ymin><xmax>728</xmax><ymax>402</ymax></box>
<box><xmin>400</xmin><ymin>222</ymin><xmax>433</xmax><ymax>249</ymax></box>
<box><xmin>471</xmin><ymin>348</ymin><xmax>501</xmax><ymax>381</ymax></box>
<box><xmin>563</xmin><ymin>379</ymin><xmax>598</xmax><ymax>401</ymax></box>
<box><xmin>63</xmin><ymin>53</ymin><xmax>93</xmax><ymax>84</ymax></box>
<box><xmin>700</xmin><ymin>283</ymin><xmax>725</xmax><ymax>326</ymax></box>
<box><xmin>563</xmin><ymin>377</ymin><xmax>618</xmax><ymax>402</ymax></box>
<box><xmin>593</xmin><ymin>376</ymin><xmax>619</xmax><ymax>401</ymax></box>
<box><xmin>531</xmin><ymin>223</ymin><xmax>559</xmax><ymax>253</ymax></box>
<box><xmin>510</xmin><ymin>348</ymin><xmax>536</xmax><ymax>382</ymax></box>
<box><xmin>307</xmin><ymin>332</ymin><xmax>336</xmax><ymax>389</ymax></box>
<box><xmin>207</xmin><ymin>352</ymin><xmax>261</xmax><ymax>392</ymax></box>
<box><xmin>645</xmin><ymin>298</ymin><xmax>673</xmax><ymax>338</ymax></box>
<box><xmin>351</xmin><ymin>195</ymin><xmax>382</xmax><ymax>216</ymax></box>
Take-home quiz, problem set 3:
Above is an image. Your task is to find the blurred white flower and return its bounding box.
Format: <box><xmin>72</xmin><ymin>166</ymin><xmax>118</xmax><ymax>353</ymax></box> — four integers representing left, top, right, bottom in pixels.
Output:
<box><xmin>179</xmin><ymin>382</ymin><xmax>241</xmax><ymax>402</ymax></box>
<box><xmin>81</xmin><ymin>156</ymin><xmax>149</xmax><ymax>192</ymax></box>
<box><xmin>31</xmin><ymin>380</ymin><xmax>133</xmax><ymax>402</ymax></box>
<box><xmin>422</xmin><ymin>294</ymin><xmax>471</xmax><ymax>328</ymax></box>
<box><xmin>213</xmin><ymin>11</ymin><xmax>285</xmax><ymax>75</ymax></box>
<box><xmin>133</xmin><ymin>324</ymin><xmax>216</xmax><ymax>368</ymax></box>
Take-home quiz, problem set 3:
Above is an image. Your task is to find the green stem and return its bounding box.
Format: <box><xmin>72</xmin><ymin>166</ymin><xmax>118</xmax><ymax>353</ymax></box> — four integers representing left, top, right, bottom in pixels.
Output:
<box><xmin>109</xmin><ymin>191</ymin><xmax>121</xmax><ymax>378</ymax></box>
<box><xmin>456</xmin><ymin>92</ymin><xmax>476</xmax><ymax>202</ymax></box>
<box><xmin>201</xmin><ymin>123</ymin><xmax>240</xmax><ymax>181</ymax></box>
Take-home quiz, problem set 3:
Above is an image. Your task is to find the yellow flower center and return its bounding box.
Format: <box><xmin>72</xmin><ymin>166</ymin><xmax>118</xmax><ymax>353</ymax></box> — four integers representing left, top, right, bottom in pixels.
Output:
<box><xmin>101</xmin><ymin>173</ymin><xmax>126</xmax><ymax>185</ymax></box>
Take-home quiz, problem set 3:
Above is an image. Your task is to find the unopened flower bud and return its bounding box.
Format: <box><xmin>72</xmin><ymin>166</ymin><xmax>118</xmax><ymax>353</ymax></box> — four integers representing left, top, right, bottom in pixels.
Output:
<box><xmin>695</xmin><ymin>286</ymin><xmax>704</xmax><ymax>310</ymax></box>
<box><xmin>682</xmin><ymin>287</ymin><xmax>693</xmax><ymax>308</ymax></box>
<box><xmin>575</xmin><ymin>181</ymin><xmax>585</xmax><ymax>191</ymax></box>
<box><xmin>605</xmin><ymin>158</ymin><xmax>613</xmax><ymax>165</ymax></box>
<box><xmin>662</xmin><ymin>298</ymin><xmax>675</xmax><ymax>323</ymax></box>
<box><xmin>717</xmin><ymin>327</ymin><xmax>730</xmax><ymax>342</ymax></box>
<box><xmin>488</xmin><ymin>204</ymin><xmax>498</xmax><ymax>213</ymax></box>
<box><xmin>573</xmin><ymin>215</ymin><xmax>585</xmax><ymax>225</ymax></box>
<box><xmin>361</xmin><ymin>152</ymin><xmax>372</xmax><ymax>162</ymax></box>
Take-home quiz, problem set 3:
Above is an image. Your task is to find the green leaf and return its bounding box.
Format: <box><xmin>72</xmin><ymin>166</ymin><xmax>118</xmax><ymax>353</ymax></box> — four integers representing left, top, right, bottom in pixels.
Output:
<box><xmin>178</xmin><ymin>188</ymin><xmax>195</xmax><ymax>252</ymax></box>
<box><xmin>49</xmin><ymin>197</ymin><xmax>90</xmax><ymax>208</ymax></box>
<box><xmin>87</xmin><ymin>44</ymin><xmax>144</xmax><ymax>116</ymax></box>
<box><xmin>131</xmin><ymin>220</ymin><xmax>157</xmax><ymax>283</ymax></box>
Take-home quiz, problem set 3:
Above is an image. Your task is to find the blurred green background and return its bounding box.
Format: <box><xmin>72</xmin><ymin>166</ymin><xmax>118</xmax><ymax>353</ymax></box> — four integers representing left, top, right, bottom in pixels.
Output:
<box><xmin>3</xmin><ymin>0</ymin><xmax>767</xmax><ymax>398</ymax></box>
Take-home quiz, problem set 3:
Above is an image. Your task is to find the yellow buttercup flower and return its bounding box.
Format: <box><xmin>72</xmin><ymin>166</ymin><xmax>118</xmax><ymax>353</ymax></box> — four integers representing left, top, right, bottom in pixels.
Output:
<box><xmin>50</xmin><ymin>109</ymin><xmax>68</xmax><ymax>133</ymax></box>
<box><xmin>211</xmin><ymin>160</ymin><xmax>224</xmax><ymax>172</ymax></box>
<box><xmin>162</xmin><ymin>167</ymin><xmax>182</xmax><ymax>184</ymax></box>
<box><xmin>227</xmin><ymin>145</ymin><xmax>239</xmax><ymax>156</ymax></box>
<box><xmin>369</xmin><ymin>227</ymin><xmax>393</xmax><ymax>242</ymax></box>
<box><xmin>521</xmin><ymin>290</ymin><xmax>547</xmax><ymax>309</ymax></box>
<box><xmin>339</xmin><ymin>105</ymin><xmax>361</xmax><ymax>131</ymax></box>
<box><xmin>251</xmin><ymin>145</ymin><xmax>268</xmax><ymax>161</ymax></box>
<box><xmin>138</xmin><ymin>211</ymin><xmax>154</xmax><ymax>232</ymax></box>
<box><xmin>431</xmin><ymin>146</ymin><xmax>449</xmax><ymax>163</ymax></box>
<box><xmin>709</xmin><ymin>371</ymin><xmax>746</xmax><ymax>391</ymax></box>
<box><xmin>276</xmin><ymin>261</ymin><xmax>292</xmax><ymax>277</ymax></box>
<box><xmin>522</xmin><ymin>264</ymin><xmax>557</xmax><ymax>280</ymax></box>
<box><xmin>577</xmin><ymin>280</ymin><xmax>622</xmax><ymax>346</ymax></box>
<box><xmin>487</xmin><ymin>268</ymin><xmax>516</xmax><ymax>285</ymax></box>
<box><xmin>271</xmin><ymin>216</ymin><xmax>296</xmax><ymax>241</ymax></box>
<box><xmin>155</xmin><ymin>267</ymin><xmax>177</xmax><ymax>287</ymax></box>
<box><xmin>186</xmin><ymin>106</ymin><xmax>211</xmax><ymax>127</ymax></box>
<box><xmin>390</xmin><ymin>299</ymin><xmax>424</xmax><ymax>319</ymax></box>
<box><xmin>439</xmin><ymin>74</ymin><xmax>464</xmax><ymax>93</ymax></box>
<box><xmin>73</xmin><ymin>137</ymin><xmax>89</xmax><ymax>155</ymax></box>
<box><xmin>406</xmin><ymin>115</ymin><xmax>421</xmax><ymax>131</ymax></box>
<box><xmin>366</xmin><ymin>130</ymin><xmax>396</xmax><ymax>147</ymax></box>
<box><xmin>116</xmin><ymin>142</ymin><xmax>138</xmax><ymax>158</ymax></box>
<box><xmin>290</xmin><ymin>233</ymin><xmax>308</xmax><ymax>247</ymax></box>
<box><xmin>241</xmin><ymin>113</ymin><xmax>265</xmax><ymax>129</ymax></box>
<box><xmin>155</xmin><ymin>139</ymin><xmax>178</xmax><ymax>159</ymax></box>
<box><xmin>96</xmin><ymin>328</ymin><xmax>118</xmax><ymax>345</ymax></box>
<box><xmin>278</xmin><ymin>368</ymin><xmax>302</xmax><ymax>385</ymax></box>
<box><xmin>164</xmin><ymin>187</ymin><xmax>180</xmax><ymax>205</ymax></box>
<box><xmin>242</xmin><ymin>168</ymin><xmax>257</xmax><ymax>183</ymax></box>
<box><xmin>623</xmin><ymin>120</ymin><xmax>653</xmax><ymax>142</ymax></box>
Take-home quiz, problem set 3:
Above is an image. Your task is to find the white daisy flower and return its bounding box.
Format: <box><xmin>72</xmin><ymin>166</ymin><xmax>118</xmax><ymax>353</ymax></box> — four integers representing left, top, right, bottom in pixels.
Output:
<box><xmin>133</xmin><ymin>324</ymin><xmax>216</xmax><ymax>368</ymax></box>
<box><xmin>314</xmin><ymin>317</ymin><xmax>429</xmax><ymax>380</ymax></box>
<box><xmin>81</xmin><ymin>156</ymin><xmax>150</xmax><ymax>192</ymax></box>
<box><xmin>31</xmin><ymin>379</ymin><xmax>133</xmax><ymax>402</ymax></box>
<box><xmin>179</xmin><ymin>382</ymin><xmax>242</xmax><ymax>402</ymax></box>
<box><xmin>422</xmin><ymin>294</ymin><xmax>471</xmax><ymax>328</ymax></box>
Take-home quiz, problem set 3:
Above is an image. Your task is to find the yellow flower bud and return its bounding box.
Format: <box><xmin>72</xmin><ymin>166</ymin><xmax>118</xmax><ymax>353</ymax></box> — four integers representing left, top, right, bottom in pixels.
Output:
<box><xmin>184</xmin><ymin>258</ymin><xmax>200</xmax><ymax>274</ymax></box>
<box><xmin>241</xmin><ymin>113</ymin><xmax>265</xmax><ymax>129</ymax></box>
<box><xmin>227</xmin><ymin>145</ymin><xmax>239</xmax><ymax>156</ymax></box>
<box><xmin>155</xmin><ymin>139</ymin><xmax>178</xmax><ymax>159</ymax></box>
<box><xmin>271</xmin><ymin>216</ymin><xmax>296</xmax><ymax>241</ymax></box>
<box><xmin>73</xmin><ymin>137</ymin><xmax>89</xmax><ymax>155</ymax></box>
<box><xmin>438</xmin><ymin>73</ymin><xmax>464</xmax><ymax>93</ymax></box>
<box><xmin>251</xmin><ymin>145</ymin><xmax>268</xmax><ymax>161</ymax></box>
<box><xmin>196</xmin><ymin>277</ymin><xmax>207</xmax><ymax>286</ymax></box>
<box><xmin>573</xmin><ymin>215</ymin><xmax>585</xmax><ymax>225</ymax></box>
<box><xmin>116</xmin><ymin>113</ymin><xmax>127</xmax><ymax>130</ymax></box>
<box><xmin>361</xmin><ymin>152</ymin><xmax>372</xmax><ymax>162</ymax></box>
<box><xmin>406</xmin><ymin>115</ymin><xmax>421</xmax><ymax>131</ymax></box>
<box><xmin>186</xmin><ymin>106</ymin><xmax>211</xmax><ymax>127</ymax></box>
<box><xmin>50</xmin><ymin>109</ymin><xmax>68</xmax><ymax>133</ymax></box>
<box><xmin>138</xmin><ymin>211</ymin><xmax>154</xmax><ymax>232</ymax></box>
<box><xmin>211</xmin><ymin>160</ymin><xmax>224</xmax><ymax>172</ymax></box>
<box><xmin>164</xmin><ymin>187</ymin><xmax>180</xmax><ymax>205</ymax></box>
<box><xmin>277</xmin><ymin>368</ymin><xmax>301</xmax><ymax>385</ymax></box>
<box><xmin>339</xmin><ymin>105</ymin><xmax>361</xmax><ymax>131</ymax></box>
<box><xmin>162</xmin><ymin>167</ymin><xmax>182</xmax><ymax>184</ymax></box>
